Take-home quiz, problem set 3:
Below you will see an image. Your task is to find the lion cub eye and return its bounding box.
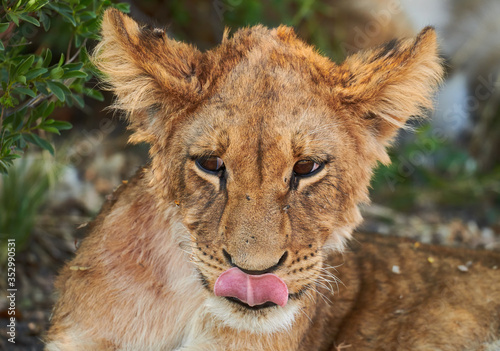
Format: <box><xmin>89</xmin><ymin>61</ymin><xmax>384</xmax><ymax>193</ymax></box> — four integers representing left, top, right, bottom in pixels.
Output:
<box><xmin>293</xmin><ymin>160</ymin><xmax>323</xmax><ymax>177</ymax></box>
<box><xmin>196</xmin><ymin>156</ymin><xmax>224</xmax><ymax>174</ymax></box>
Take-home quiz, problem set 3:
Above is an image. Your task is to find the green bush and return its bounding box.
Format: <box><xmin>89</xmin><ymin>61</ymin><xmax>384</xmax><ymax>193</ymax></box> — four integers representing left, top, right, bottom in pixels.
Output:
<box><xmin>0</xmin><ymin>152</ymin><xmax>61</xmax><ymax>251</ymax></box>
<box><xmin>0</xmin><ymin>0</ymin><xmax>129</xmax><ymax>174</ymax></box>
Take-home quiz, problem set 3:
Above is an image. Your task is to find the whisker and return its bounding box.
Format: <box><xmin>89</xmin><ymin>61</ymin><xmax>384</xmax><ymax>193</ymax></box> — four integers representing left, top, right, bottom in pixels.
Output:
<box><xmin>303</xmin><ymin>288</ymin><xmax>316</xmax><ymax>305</ymax></box>
<box><xmin>298</xmin><ymin>306</ymin><xmax>313</xmax><ymax>324</ymax></box>
<box><xmin>310</xmin><ymin>284</ymin><xmax>333</xmax><ymax>305</ymax></box>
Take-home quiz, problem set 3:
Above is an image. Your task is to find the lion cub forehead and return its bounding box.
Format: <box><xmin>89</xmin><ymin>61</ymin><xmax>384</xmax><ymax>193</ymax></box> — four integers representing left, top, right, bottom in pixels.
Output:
<box><xmin>186</xmin><ymin>95</ymin><xmax>340</xmax><ymax>163</ymax></box>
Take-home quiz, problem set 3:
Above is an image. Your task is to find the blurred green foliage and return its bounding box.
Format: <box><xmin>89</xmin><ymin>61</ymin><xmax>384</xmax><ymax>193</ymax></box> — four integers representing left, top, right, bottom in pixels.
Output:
<box><xmin>0</xmin><ymin>151</ymin><xmax>63</xmax><ymax>275</ymax></box>
<box><xmin>371</xmin><ymin>126</ymin><xmax>500</xmax><ymax>220</ymax></box>
<box><xmin>163</xmin><ymin>0</ymin><xmax>345</xmax><ymax>60</ymax></box>
<box><xmin>0</xmin><ymin>0</ymin><xmax>129</xmax><ymax>174</ymax></box>
<box><xmin>0</xmin><ymin>0</ymin><xmax>130</xmax><ymax>261</ymax></box>
<box><xmin>220</xmin><ymin>0</ymin><xmax>345</xmax><ymax>60</ymax></box>
<box><xmin>0</xmin><ymin>152</ymin><xmax>61</xmax><ymax>254</ymax></box>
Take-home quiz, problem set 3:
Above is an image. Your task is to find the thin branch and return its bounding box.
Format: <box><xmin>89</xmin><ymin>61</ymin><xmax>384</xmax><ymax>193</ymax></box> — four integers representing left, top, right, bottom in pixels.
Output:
<box><xmin>0</xmin><ymin>22</ymin><xmax>16</xmax><ymax>47</ymax></box>
<box><xmin>8</xmin><ymin>41</ymin><xmax>32</xmax><ymax>47</ymax></box>
<box><xmin>0</xmin><ymin>22</ymin><xmax>15</xmax><ymax>40</ymax></box>
<box><xmin>4</xmin><ymin>93</ymin><xmax>50</xmax><ymax>119</ymax></box>
<box><xmin>67</xmin><ymin>39</ymin><xmax>87</xmax><ymax>64</ymax></box>
<box><xmin>65</xmin><ymin>35</ymin><xmax>73</xmax><ymax>64</ymax></box>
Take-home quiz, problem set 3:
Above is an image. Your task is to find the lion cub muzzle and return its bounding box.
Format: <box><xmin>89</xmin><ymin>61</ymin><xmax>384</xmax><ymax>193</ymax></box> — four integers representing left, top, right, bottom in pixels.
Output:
<box><xmin>215</xmin><ymin>249</ymin><xmax>289</xmax><ymax>308</ymax></box>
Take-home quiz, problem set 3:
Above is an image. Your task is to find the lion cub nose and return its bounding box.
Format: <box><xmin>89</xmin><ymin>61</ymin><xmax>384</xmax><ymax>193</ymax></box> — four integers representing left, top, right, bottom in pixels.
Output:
<box><xmin>222</xmin><ymin>250</ymin><xmax>288</xmax><ymax>275</ymax></box>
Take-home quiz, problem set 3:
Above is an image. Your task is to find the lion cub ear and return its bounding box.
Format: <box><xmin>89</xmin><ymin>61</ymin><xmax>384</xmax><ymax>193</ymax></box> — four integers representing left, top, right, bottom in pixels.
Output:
<box><xmin>337</xmin><ymin>27</ymin><xmax>443</xmax><ymax>147</ymax></box>
<box><xmin>93</xmin><ymin>9</ymin><xmax>205</xmax><ymax>144</ymax></box>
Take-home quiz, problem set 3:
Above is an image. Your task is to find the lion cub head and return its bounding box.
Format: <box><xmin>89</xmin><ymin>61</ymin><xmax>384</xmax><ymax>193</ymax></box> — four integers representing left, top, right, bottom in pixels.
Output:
<box><xmin>95</xmin><ymin>9</ymin><xmax>442</xmax><ymax>333</ymax></box>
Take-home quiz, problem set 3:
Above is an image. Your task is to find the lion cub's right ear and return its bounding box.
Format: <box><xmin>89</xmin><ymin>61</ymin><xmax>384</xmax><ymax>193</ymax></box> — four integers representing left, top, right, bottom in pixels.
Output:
<box><xmin>93</xmin><ymin>9</ymin><xmax>206</xmax><ymax>144</ymax></box>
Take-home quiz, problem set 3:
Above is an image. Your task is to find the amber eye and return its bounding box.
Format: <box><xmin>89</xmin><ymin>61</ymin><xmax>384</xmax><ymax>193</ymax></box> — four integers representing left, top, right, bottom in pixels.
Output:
<box><xmin>293</xmin><ymin>160</ymin><xmax>323</xmax><ymax>177</ymax></box>
<box><xmin>196</xmin><ymin>156</ymin><xmax>224</xmax><ymax>174</ymax></box>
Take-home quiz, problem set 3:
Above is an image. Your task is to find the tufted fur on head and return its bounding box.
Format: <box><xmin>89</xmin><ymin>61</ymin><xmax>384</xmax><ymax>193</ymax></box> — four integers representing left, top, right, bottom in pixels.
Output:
<box><xmin>94</xmin><ymin>9</ymin><xmax>442</xmax><ymax>160</ymax></box>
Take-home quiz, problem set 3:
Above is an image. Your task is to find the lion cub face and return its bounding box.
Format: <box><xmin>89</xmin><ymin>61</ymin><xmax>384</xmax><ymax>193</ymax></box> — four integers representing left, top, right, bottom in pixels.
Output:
<box><xmin>95</xmin><ymin>10</ymin><xmax>442</xmax><ymax>332</ymax></box>
<box><xmin>179</xmin><ymin>71</ymin><xmax>356</xmax><ymax>330</ymax></box>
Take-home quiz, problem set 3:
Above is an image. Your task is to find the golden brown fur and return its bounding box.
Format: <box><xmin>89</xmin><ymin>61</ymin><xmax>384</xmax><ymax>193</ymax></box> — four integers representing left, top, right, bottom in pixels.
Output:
<box><xmin>45</xmin><ymin>9</ymin><xmax>500</xmax><ymax>350</ymax></box>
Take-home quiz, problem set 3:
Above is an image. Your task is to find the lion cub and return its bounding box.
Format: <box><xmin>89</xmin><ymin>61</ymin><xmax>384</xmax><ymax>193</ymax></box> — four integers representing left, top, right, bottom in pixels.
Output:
<box><xmin>45</xmin><ymin>9</ymin><xmax>500</xmax><ymax>351</ymax></box>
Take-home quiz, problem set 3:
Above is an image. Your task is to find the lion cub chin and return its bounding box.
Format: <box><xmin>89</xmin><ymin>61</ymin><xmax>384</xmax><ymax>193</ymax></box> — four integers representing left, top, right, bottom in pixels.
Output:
<box><xmin>45</xmin><ymin>8</ymin><xmax>500</xmax><ymax>351</ymax></box>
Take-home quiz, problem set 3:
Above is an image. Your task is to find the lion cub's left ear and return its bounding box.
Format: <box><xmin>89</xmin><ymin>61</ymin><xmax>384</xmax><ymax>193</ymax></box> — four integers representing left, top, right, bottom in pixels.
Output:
<box><xmin>336</xmin><ymin>27</ymin><xmax>444</xmax><ymax>147</ymax></box>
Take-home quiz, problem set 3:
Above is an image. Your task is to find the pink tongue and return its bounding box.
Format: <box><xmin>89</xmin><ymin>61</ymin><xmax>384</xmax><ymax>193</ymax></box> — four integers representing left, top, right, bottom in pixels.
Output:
<box><xmin>214</xmin><ymin>267</ymin><xmax>288</xmax><ymax>307</ymax></box>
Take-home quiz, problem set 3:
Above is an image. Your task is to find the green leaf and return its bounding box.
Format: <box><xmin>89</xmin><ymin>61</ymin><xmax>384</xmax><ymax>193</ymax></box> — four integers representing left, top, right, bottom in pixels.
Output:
<box><xmin>12</xmin><ymin>111</ymin><xmax>24</xmax><ymax>131</ymax></box>
<box><xmin>0</xmin><ymin>160</ymin><xmax>9</xmax><ymax>174</ymax></box>
<box><xmin>8</xmin><ymin>62</ymin><xmax>18</xmax><ymax>80</ymax></box>
<box><xmin>58</xmin><ymin>53</ymin><xmax>65</xmax><ymax>67</ymax></box>
<box><xmin>63</xmin><ymin>62</ymin><xmax>83</xmax><ymax>71</ymax></box>
<box><xmin>43</xmin><ymin>49</ymin><xmax>52</xmax><ymax>67</ymax></box>
<box><xmin>50</xmin><ymin>121</ymin><xmax>73</xmax><ymax>130</ymax></box>
<box><xmin>6</xmin><ymin>13</ymin><xmax>20</xmax><ymax>26</ymax></box>
<box><xmin>26</xmin><ymin>0</ymin><xmax>50</xmax><ymax>12</ymax></box>
<box><xmin>0</xmin><ymin>41</ymin><xmax>4</xmax><ymax>51</ymax></box>
<box><xmin>58</xmin><ymin>11</ymin><xmax>77</xmax><ymax>27</ymax></box>
<box><xmin>24</xmin><ymin>133</ymin><xmax>54</xmax><ymax>155</ymax></box>
<box><xmin>62</xmin><ymin>70</ymin><xmax>87</xmax><ymax>79</ymax></box>
<box><xmin>16</xmin><ymin>55</ymin><xmax>35</xmax><ymax>75</ymax></box>
<box><xmin>70</xmin><ymin>94</ymin><xmax>84</xmax><ymax>108</ymax></box>
<box><xmin>18</xmin><ymin>134</ymin><xmax>27</xmax><ymax>149</ymax></box>
<box><xmin>0</xmin><ymin>23</ymin><xmax>9</xmax><ymax>33</ymax></box>
<box><xmin>35</xmin><ymin>56</ymin><xmax>44</xmax><ymax>68</ymax></box>
<box><xmin>69</xmin><ymin>81</ymin><xmax>83</xmax><ymax>93</ymax></box>
<box><xmin>42</xmin><ymin>101</ymin><xmax>55</xmax><ymax>118</ymax></box>
<box><xmin>50</xmin><ymin>66</ymin><xmax>64</xmax><ymax>79</ymax></box>
<box><xmin>100</xmin><ymin>0</ymin><xmax>113</xmax><ymax>7</ymax></box>
<box><xmin>1</xmin><ymin>138</ymin><xmax>15</xmax><ymax>155</ymax></box>
<box><xmin>34</xmin><ymin>81</ymin><xmax>49</xmax><ymax>95</ymax></box>
<box><xmin>38</xmin><ymin>125</ymin><xmax>60</xmax><ymax>134</ymax></box>
<box><xmin>13</xmin><ymin>0</ymin><xmax>22</xmax><ymax>11</ymax></box>
<box><xmin>78</xmin><ymin>0</ymin><xmax>94</xmax><ymax>8</ymax></box>
<box><xmin>7</xmin><ymin>153</ymin><xmax>21</xmax><ymax>161</ymax></box>
<box><xmin>18</xmin><ymin>13</ymin><xmax>40</xmax><ymax>27</ymax></box>
<box><xmin>45</xmin><ymin>81</ymin><xmax>64</xmax><ymax>101</ymax></box>
<box><xmin>65</xmin><ymin>96</ymin><xmax>74</xmax><ymax>107</ymax></box>
<box><xmin>2</xmin><ymin>112</ymin><xmax>14</xmax><ymax>126</ymax></box>
<box><xmin>75</xmin><ymin>4</ymin><xmax>87</xmax><ymax>11</ymax></box>
<box><xmin>47</xmin><ymin>2</ymin><xmax>73</xmax><ymax>14</ymax></box>
<box><xmin>114</xmin><ymin>3</ymin><xmax>131</xmax><ymax>13</ymax></box>
<box><xmin>53</xmin><ymin>81</ymin><xmax>71</xmax><ymax>94</ymax></box>
<box><xmin>84</xmin><ymin>88</ymin><xmax>104</xmax><ymax>101</ymax></box>
<box><xmin>8</xmin><ymin>106</ymin><xmax>27</xmax><ymax>126</ymax></box>
<box><xmin>80</xmin><ymin>10</ymin><xmax>97</xmax><ymax>21</ymax></box>
<box><xmin>25</xmin><ymin>67</ymin><xmax>48</xmax><ymax>80</ymax></box>
<box><xmin>80</xmin><ymin>18</ymin><xmax>99</xmax><ymax>34</ymax></box>
<box><xmin>43</xmin><ymin>119</ymin><xmax>72</xmax><ymax>131</ymax></box>
<box><xmin>39</xmin><ymin>11</ymin><xmax>50</xmax><ymax>31</ymax></box>
<box><xmin>26</xmin><ymin>107</ymin><xmax>39</xmax><ymax>127</ymax></box>
<box><xmin>16</xmin><ymin>75</ymin><xmax>26</xmax><ymax>84</ymax></box>
<box><xmin>0</xmin><ymin>94</ymin><xmax>14</xmax><ymax>108</ymax></box>
<box><xmin>74</xmin><ymin>34</ymin><xmax>83</xmax><ymax>47</ymax></box>
<box><xmin>12</xmin><ymin>86</ymin><xmax>36</xmax><ymax>97</ymax></box>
